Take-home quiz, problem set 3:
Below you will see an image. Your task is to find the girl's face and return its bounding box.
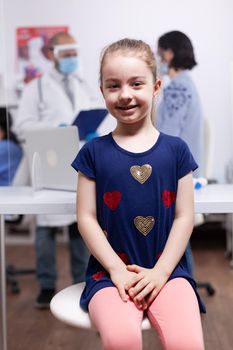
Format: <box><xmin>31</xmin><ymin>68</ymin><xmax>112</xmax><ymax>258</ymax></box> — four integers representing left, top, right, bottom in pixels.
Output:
<box><xmin>101</xmin><ymin>54</ymin><xmax>160</xmax><ymax>125</ymax></box>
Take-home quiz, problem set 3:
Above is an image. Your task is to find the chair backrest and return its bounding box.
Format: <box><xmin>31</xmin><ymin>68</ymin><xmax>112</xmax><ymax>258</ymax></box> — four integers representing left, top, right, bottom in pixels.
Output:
<box><xmin>203</xmin><ymin>117</ymin><xmax>214</xmax><ymax>179</ymax></box>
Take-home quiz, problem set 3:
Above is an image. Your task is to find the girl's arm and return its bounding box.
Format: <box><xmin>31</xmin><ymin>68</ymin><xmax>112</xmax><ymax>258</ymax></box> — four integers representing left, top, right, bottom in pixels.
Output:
<box><xmin>153</xmin><ymin>171</ymin><xmax>194</xmax><ymax>275</ymax></box>
<box><xmin>77</xmin><ymin>172</ymin><xmax>142</xmax><ymax>303</ymax></box>
<box><xmin>127</xmin><ymin>172</ymin><xmax>194</xmax><ymax>305</ymax></box>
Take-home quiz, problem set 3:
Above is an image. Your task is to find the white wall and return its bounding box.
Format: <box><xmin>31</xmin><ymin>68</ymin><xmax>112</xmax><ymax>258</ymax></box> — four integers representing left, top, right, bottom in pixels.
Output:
<box><xmin>2</xmin><ymin>0</ymin><xmax>233</xmax><ymax>181</ymax></box>
<box><xmin>0</xmin><ymin>0</ymin><xmax>7</xmax><ymax>103</ymax></box>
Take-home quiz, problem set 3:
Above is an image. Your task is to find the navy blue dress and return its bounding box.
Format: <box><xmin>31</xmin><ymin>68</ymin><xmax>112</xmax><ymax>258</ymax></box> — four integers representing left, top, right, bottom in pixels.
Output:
<box><xmin>72</xmin><ymin>132</ymin><xmax>205</xmax><ymax>313</ymax></box>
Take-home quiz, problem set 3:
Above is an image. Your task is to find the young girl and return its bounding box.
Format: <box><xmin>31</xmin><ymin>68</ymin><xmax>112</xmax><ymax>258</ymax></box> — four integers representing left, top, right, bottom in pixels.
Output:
<box><xmin>72</xmin><ymin>39</ymin><xmax>205</xmax><ymax>350</ymax></box>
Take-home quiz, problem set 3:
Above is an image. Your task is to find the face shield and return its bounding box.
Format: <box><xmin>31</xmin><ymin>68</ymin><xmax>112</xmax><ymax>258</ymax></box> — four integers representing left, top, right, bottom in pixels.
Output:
<box><xmin>53</xmin><ymin>43</ymin><xmax>79</xmax><ymax>58</ymax></box>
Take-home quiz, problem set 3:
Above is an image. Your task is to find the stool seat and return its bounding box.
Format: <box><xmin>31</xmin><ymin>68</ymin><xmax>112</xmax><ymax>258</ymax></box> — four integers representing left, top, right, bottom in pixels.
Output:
<box><xmin>50</xmin><ymin>283</ymin><xmax>151</xmax><ymax>330</ymax></box>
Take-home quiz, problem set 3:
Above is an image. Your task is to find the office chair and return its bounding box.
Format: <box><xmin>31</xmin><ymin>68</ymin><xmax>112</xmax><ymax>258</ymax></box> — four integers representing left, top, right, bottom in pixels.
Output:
<box><xmin>195</xmin><ymin>117</ymin><xmax>215</xmax><ymax>296</ymax></box>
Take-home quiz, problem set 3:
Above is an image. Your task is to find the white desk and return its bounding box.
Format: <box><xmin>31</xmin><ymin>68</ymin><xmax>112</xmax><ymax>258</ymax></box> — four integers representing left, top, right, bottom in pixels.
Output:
<box><xmin>1</xmin><ymin>184</ymin><xmax>233</xmax><ymax>350</ymax></box>
<box><xmin>194</xmin><ymin>184</ymin><xmax>233</xmax><ymax>213</ymax></box>
<box><xmin>0</xmin><ymin>186</ymin><xmax>76</xmax><ymax>214</ymax></box>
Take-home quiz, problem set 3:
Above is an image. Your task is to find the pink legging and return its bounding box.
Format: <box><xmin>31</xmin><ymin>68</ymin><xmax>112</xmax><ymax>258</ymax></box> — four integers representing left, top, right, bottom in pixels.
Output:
<box><xmin>89</xmin><ymin>278</ymin><xmax>205</xmax><ymax>350</ymax></box>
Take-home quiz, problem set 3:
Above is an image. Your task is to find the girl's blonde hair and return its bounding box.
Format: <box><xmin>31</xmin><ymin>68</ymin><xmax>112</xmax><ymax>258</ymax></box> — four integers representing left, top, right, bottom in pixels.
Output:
<box><xmin>99</xmin><ymin>38</ymin><xmax>157</xmax><ymax>85</ymax></box>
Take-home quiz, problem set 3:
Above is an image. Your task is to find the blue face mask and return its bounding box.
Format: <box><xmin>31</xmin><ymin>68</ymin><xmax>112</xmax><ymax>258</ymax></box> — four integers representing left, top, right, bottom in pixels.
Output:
<box><xmin>159</xmin><ymin>62</ymin><xmax>169</xmax><ymax>76</ymax></box>
<box><xmin>58</xmin><ymin>56</ymin><xmax>78</xmax><ymax>75</ymax></box>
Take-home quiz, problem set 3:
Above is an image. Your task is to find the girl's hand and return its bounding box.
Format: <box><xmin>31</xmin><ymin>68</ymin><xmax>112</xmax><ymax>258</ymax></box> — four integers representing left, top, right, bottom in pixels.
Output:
<box><xmin>126</xmin><ymin>264</ymin><xmax>169</xmax><ymax>306</ymax></box>
<box><xmin>110</xmin><ymin>266</ymin><xmax>147</xmax><ymax>309</ymax></box>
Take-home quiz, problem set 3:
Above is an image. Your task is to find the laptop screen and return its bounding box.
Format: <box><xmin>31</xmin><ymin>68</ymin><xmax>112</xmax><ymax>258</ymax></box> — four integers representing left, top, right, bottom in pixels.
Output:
<box><xmin>24</xmin><ymin>126</ymin><xmax>79</xmax><ymax>191</ymax></box>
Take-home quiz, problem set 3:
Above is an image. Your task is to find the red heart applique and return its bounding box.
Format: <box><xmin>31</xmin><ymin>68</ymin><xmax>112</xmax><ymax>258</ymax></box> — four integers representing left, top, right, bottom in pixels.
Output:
<box><xmin>92</xmin><ymin>271</ymin><xmax>107</xmax><ymax>281</ymax></box>
<box><xmin>103</xmin><ymin>191</ymin><xmax>122</xmax><ymax>210</ymax></box>
<box><xmin>162</xmin><ymin>190</ymin><xmax>176</xmax><ymax>208</ymax></box>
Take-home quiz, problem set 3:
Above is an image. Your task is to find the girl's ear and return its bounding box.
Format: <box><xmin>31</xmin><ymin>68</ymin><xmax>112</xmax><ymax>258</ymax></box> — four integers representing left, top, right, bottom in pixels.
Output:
<box><xmin>153</xmin><ymin>79</ymin><xmax>161</xmax><ymax>97</ymax></box>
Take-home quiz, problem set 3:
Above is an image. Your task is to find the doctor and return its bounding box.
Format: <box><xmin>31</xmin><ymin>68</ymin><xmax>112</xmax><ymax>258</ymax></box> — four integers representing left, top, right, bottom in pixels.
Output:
<box><xmin>16</xmin><ymin>32</ymin><xmax>91</xmax><ymax>136</ymax></box>
<box><xmin>16</xmin><ymin>32</ymin><xmax>92</xmax><ymax>308</ymax></box>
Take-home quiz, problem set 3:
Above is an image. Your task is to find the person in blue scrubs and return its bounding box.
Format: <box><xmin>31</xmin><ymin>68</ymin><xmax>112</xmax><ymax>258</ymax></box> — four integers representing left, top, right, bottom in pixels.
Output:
<box><xmin>0</xmin><ymin>107</ymin><xmax>22</xmax><ymax>186</ymax></box>
<box><xmin>156</xmin><ymin>31</ymin><xmax>204</xmax><ymax>276</ymax></box>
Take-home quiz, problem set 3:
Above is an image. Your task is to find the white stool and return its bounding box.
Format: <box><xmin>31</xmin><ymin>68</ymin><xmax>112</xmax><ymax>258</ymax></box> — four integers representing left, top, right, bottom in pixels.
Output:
<box><xmin>50</xmin><ymin>282</ymin><xmax>152</xmax><ymax>331</ymax></box>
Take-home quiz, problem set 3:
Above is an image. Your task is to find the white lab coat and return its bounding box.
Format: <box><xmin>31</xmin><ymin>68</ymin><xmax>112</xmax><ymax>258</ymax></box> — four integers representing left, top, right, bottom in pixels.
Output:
<box><xmin>15</xmin><ymin>67</ymin><xmax>93</xmax><ymax>227</ymax></box>
<box><xmin>15</xmin><ymin>67</ymin><xmax>92</xmax><ymax>140</ymax></box>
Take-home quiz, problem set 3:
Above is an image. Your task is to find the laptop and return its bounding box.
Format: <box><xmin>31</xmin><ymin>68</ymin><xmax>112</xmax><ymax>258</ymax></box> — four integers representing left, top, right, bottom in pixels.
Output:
<box><xmin>72</xmin><ymin>108</ymin><xmax>109</xmax><ymax>140</ymax></box>
<box><xmin>24</xmin><ymin>126</ymin><xmax>79</xmax><ymax>191</ymax></box>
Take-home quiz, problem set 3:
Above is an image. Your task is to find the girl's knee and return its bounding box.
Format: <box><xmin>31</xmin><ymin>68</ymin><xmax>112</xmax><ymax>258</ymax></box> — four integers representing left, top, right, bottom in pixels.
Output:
<box><xmin>164</xmin><ymin>334</ymin><xmax>205</xmax><ymax>350</ymax></box>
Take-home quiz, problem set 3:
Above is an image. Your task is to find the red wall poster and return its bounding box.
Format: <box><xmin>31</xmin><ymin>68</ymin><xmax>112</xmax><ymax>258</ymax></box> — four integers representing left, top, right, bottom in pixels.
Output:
<box><xmin>16</xmin><ymin>26</ymin><xmax>69</xmax><ymax>83</ymax></box>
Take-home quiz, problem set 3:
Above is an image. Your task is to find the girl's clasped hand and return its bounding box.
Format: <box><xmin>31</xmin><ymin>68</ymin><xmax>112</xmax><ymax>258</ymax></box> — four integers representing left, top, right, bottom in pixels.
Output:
<box><xmin>111</xmin><ymin>264</ymin><xmax>169</xmax><ymax>310</ymax></box>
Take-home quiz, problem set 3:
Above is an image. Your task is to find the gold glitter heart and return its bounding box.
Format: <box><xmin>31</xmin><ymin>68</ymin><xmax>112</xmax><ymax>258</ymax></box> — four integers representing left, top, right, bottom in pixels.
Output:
<box><xmin>130</xmin><ymin>164</ymin><xmax>152</xmax><ymax>184</ymax></box>
<box><xmin>134</xmin><ymin>216</ymin><xmax>155</xmax><ymax>236</ymax></box>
